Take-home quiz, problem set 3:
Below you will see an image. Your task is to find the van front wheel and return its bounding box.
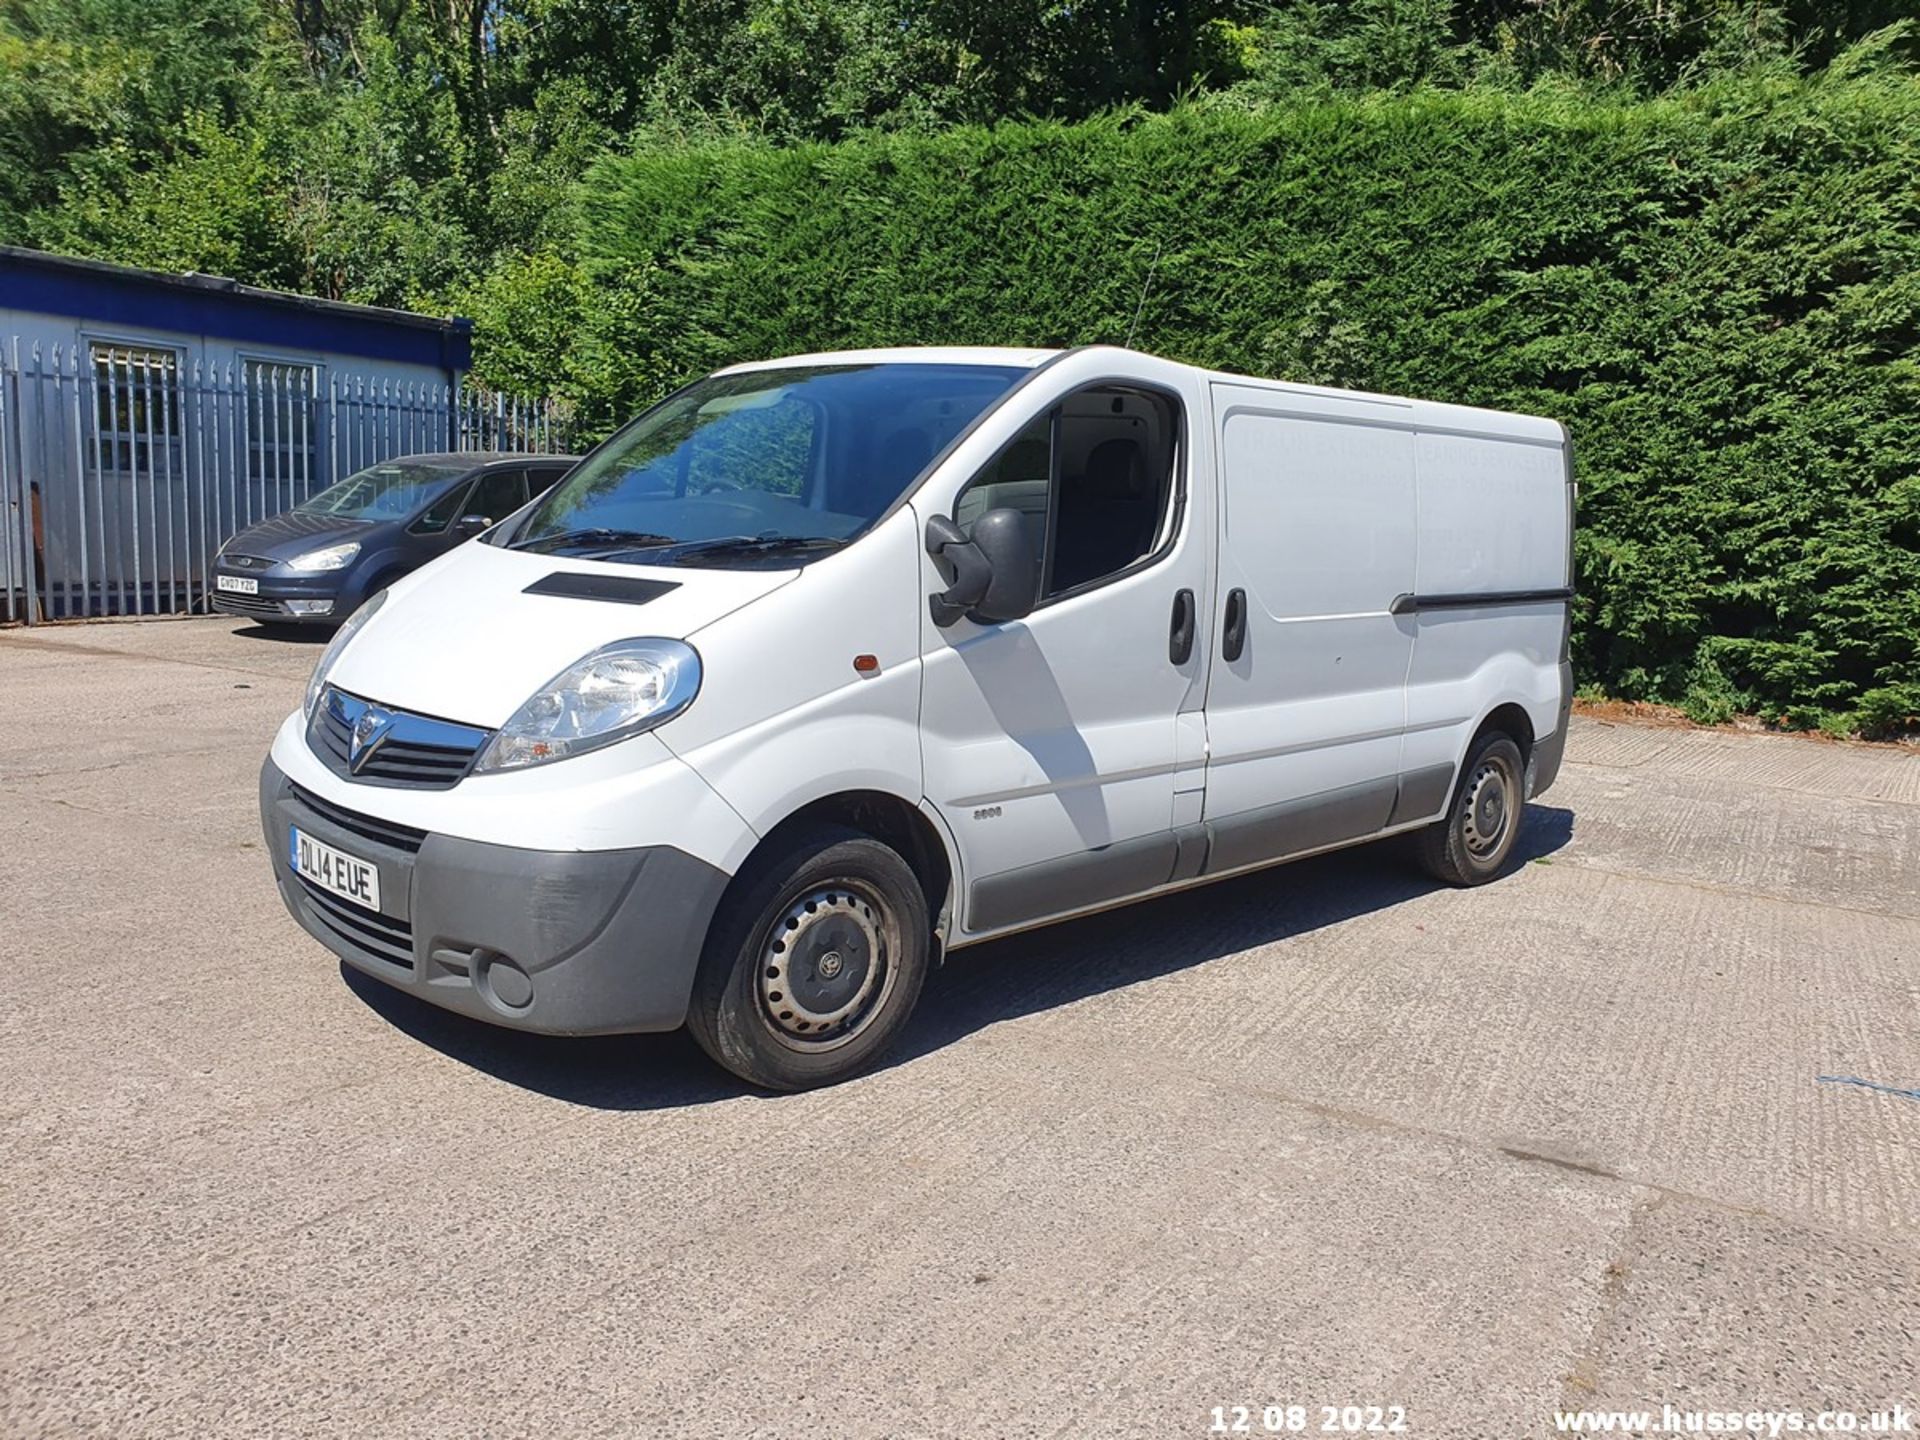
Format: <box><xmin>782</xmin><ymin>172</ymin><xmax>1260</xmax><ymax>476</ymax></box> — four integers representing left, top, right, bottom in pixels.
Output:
<box><xmin>687</xmin><ymin>825</ymin><xmax>932</xmax><ymax>1091</ymax></box>
<box><xmin>1415</xmin><ymin>732</ymin><xmax>1525</xmax><ymax>886</ymax></box>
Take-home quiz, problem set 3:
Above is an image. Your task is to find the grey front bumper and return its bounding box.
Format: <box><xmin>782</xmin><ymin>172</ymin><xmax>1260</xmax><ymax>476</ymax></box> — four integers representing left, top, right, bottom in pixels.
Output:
<box><xmin>261</xmin><ymin>758</ymin><xmax>730</xmax><ymax>1035</ymax></box>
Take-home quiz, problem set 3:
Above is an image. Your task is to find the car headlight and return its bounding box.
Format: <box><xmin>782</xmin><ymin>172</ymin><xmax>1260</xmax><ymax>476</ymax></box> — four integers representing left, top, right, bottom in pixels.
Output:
<box><xmin>474</xmin><ymin>638</ymin><xmax>701</xmax><ymax>773</ymax></box>
<box><xmin>304</xmin><ymin>589</ymin><xmax>386</xmax><ymax>718</ymax></box>
<box><xmin>287</xmin><ymin>542</ymin><xmax>360</xmax><ymax>572</ymax></box>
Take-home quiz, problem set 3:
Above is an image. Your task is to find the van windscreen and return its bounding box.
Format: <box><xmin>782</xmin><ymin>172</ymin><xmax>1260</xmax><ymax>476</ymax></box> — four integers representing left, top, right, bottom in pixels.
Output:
<box><xmin>508</xmin><ymin>362</ymin><xmax>1027</xmax><ymax>566</ymax></box>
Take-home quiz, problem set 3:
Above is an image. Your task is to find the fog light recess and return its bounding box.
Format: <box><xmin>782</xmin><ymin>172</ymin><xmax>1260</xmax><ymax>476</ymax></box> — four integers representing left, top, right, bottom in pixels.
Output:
<box><xmin>475</xmin><ymin>951</ymin><xmax>534</xmax><ymax>1011</ymax></box>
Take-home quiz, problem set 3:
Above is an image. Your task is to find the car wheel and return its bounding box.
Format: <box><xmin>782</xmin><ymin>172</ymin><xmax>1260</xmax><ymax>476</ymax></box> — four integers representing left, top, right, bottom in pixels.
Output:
<box><xmin>1414</xmin><ymin>732</ymin><xmax>1525</xmax><ymax>887</ymax></box>
<box><xmin>686</xmin><ymin>824</ymin><xmax>932</xmax><ymax>1091</ymax></box>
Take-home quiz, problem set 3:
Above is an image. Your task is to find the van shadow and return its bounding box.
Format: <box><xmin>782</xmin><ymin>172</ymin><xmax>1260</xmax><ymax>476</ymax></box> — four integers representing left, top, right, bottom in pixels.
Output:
<box><xmin>957</xmin><ymin>623</ymin><xmax>1112</xmax><ymax>850</ymax></box>
<box><xmin>890</xmin><ymin>802</ymin><xmax>1575</xmax><ymax>1070</ymax></box>
<box><xmin>342</xmin><ymin>804</ymin><xmax>1575</xmax><ymax>1110</ymax></box>
<box><xmin>341</xmin><ymin>964</ymin><xmax>742</xmax><ymax>1110</ymax></box>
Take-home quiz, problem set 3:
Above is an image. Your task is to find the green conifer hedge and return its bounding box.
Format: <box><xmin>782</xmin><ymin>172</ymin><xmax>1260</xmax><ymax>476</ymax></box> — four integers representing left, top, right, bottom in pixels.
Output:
<box><xmin>561</xmin><ymin>69</ymin><xmax>1920</xmax><ymax>731</ymax></box>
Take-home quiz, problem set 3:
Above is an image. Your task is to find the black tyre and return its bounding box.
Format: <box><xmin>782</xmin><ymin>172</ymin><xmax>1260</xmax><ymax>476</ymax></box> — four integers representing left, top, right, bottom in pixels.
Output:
<box><xmin>1414</xmin><ymin>732</ymin><xmax>1526</xmax><ymax>887</ymax></box>
<box><xmin>686</xmin><ymin>824</ymin><xmax>932</xmax><ymax>1091</ymax></box>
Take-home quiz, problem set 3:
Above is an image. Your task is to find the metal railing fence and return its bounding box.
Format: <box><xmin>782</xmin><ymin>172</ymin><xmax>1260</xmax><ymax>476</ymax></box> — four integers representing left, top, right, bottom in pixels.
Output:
<box><xmin>1</xmin><ymin>342</ymin><xmax>571</xmax><ymax>623</ymax></box>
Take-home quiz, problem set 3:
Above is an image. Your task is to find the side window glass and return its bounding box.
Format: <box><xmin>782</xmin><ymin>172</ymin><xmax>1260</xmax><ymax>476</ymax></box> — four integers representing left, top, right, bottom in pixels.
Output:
<box><xmin>529</xmin><ymin>466</ymin><xmax>569</xmax><ymax>497</ymax></box>
<box><xmin>412</xmin><ymin>479</ymin><xmax>472</xmax><ymax>535</ymax></box>
<box><xmin>464</xmin><ymin>470</ymin><xmax>527</xmax><ymax>525</ymax></box>
<box><xmin>951</xmin><ymin>386</ymin><xmax>1178</xmax><ymax>607</ymax></box>
<box><xmin>1048</xmin><ymin>388</ymin><xmax>1177</xmax><ymax>595</ymax></box>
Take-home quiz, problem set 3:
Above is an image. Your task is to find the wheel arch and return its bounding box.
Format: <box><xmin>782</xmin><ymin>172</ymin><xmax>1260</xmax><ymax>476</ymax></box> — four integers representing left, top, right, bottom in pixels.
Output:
<box><xmin>1429</xmin><ymin>700</ymin><xmax>1538</xmax><ymax>820</ymax></box>
<box><xmin>744</xmin><ymin>789</ymin><xmax>957</xmax><ymax>956</ymax></box>
<box><xmin>1414</xmin><ymin>711</ymin><xmax>1533</xmax><ymax>889</ymax></box>
<box><xmin>1472</xmin><ymin>701</ymin><xmax>1536</xmax><ymax>759</ymax></box>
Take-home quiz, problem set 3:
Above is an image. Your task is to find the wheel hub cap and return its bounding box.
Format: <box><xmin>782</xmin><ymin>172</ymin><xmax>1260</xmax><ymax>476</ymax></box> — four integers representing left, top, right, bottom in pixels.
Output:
<box><xmin>1462</xmin><ymin>760</ymin><xmax>1513</xmax><ymax>859</ymax></box>
<box><xmin>760</xmin><ymin>887</ymin><xmax>889</xmax><ymax>1042</ymax></box>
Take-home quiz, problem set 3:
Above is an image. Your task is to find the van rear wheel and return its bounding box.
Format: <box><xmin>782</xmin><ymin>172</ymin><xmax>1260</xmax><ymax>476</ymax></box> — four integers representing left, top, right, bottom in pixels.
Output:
<box><xmin>687</xmin><ymin>824</ymin><xmax>931</xmax><ymax>1091</ymax></box>
<box><xmin>1414</xmin><ymin>732</ymin><xmax>1525</xmax><ymax>886</ymax></box>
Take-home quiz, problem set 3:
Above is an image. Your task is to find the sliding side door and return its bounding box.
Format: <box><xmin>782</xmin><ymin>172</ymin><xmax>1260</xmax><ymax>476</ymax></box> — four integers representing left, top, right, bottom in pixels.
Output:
<box><xmin>1198</xmin><ymin>386</ymin><xmax>1417</xmax><ymax>875</ymax></box>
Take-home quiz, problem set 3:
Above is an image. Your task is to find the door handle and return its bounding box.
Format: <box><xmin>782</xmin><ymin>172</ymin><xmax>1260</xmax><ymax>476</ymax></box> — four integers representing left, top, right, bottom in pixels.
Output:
<box><xmin>1168</xmin><ymin>588</ymin><xmax>1195</xmax><ymax>665</ymax></box>
<box><xmin>1222</xmin><ymin>588</ymin><xmax>1247</xmax><ymax>662</ymax></box>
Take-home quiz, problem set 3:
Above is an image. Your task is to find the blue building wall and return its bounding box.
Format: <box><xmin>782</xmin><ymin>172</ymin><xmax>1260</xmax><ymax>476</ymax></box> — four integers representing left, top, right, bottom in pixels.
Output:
<box><xmin>0</xmin><ymin>246</ymin><xmax>472</xmax><ymax>379</ymax></box>
<box><xmin>0</xmin><ymin>248</ymin><xmax>569</xmax><ymax>622</ymax></box>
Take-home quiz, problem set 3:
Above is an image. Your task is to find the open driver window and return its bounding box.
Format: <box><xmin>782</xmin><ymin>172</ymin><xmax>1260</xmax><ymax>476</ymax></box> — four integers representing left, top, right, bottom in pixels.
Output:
<box><xmin>954</xmin><ymin>385</ymin><xmax>1179</xmax><ymax>607</ymax></box>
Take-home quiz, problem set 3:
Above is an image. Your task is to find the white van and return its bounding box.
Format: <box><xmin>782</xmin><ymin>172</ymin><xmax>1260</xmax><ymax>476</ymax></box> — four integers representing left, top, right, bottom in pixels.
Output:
<box><xmin>261</xmin><ymin>345</ymin><xmax>1574</xmax><ymax>1089</ymax></box>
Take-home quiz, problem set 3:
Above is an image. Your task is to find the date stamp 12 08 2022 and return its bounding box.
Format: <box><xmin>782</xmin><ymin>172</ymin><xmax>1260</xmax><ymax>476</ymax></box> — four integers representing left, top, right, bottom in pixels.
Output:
<box><xmin>1210</xmin><ymin>1404</ymin><xmax>1410</xmax><ymax>1435</ymax></box>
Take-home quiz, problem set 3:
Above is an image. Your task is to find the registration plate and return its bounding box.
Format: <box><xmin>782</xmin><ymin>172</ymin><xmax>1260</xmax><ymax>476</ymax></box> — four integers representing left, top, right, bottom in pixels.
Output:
<box><xmin>217</xmin><ymin>574</ymin><xmax>259</xmax><ymax>595</ymax></box>
<box><xmin>291</xmin><ymin>826</ymin><xmax>381</xmax><ymax>912</ymax></box>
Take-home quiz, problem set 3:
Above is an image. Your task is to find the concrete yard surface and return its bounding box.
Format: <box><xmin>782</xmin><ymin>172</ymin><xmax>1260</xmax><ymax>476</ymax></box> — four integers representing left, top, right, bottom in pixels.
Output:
<box><xmin>1</xmin><ymin>617</ymin><xmax>1916</xmax><ymax>1439</ymax></box>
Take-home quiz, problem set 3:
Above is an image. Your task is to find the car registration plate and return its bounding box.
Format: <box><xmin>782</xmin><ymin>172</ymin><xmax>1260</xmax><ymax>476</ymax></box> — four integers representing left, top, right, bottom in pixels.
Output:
<box><xmin>291</xmin><ymin>826</ymin><xmax>381</xmax><ymax>912</ymax></box>
<box><xmin>217</xmin><ymin>574</ymin><xmax>259</xmax><ymax>595</ymax></box>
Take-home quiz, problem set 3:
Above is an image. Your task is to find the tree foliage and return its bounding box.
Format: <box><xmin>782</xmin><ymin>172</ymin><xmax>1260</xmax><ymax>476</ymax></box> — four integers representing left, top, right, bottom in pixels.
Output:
<box><xmin>7</xmin><ymin>1</ymin><xmax>1908</xmax><ymax>302</ymax></box>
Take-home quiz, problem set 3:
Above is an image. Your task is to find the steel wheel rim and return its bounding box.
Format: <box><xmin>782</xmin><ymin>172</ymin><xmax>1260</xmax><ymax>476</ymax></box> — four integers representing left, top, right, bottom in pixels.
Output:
<box><xmin>1461</xmin><ymin>756</ymin><xmax>1515</xmax><ymax>860</ymax></box>
<box><xmin>758</xmin><ymin>882</ymin><xmax>899</xmax><ymax>1054</ymax></box>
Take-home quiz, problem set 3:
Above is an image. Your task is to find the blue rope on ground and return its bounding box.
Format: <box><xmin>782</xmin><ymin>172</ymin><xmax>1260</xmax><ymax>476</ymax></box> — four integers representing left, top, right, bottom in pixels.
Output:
<box><xmin>1817</xmin><ymin>1075</ymin><xmax>1920</xmax><ymax>1102</ymax></box>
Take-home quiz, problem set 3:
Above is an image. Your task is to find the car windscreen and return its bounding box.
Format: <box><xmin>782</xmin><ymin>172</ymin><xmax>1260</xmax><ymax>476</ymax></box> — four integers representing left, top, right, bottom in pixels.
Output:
<box><xmin>295</xmin><ymin>462</ymin><xmax>469</xmax><ymax>521</ymax></box>
<box><xmin>508</xmin><ymin>363</ymin><xmax>1028</xmax><ymax>566</ymax></box>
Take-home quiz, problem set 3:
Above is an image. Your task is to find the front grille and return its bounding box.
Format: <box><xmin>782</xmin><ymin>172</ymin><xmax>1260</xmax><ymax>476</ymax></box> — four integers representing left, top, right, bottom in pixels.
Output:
<box><xmin>222</xmin><ymin>553</ymin><xmax>271</xmax><ymax>569</ymax></box>
<box><xmin>289</xmin><ymin>782</ymin><xmax>427</xmax><ymax>855</ymax></box>
<box><xmin>310</xmin><ymin>688</ymin><xmax>489</xmax><ymax>790</ymax></box>
<box><xmin>296</xmin><ymin>877</ymin><xmax>416</xmax><ymax>970</ymax></box>
<box><xmin>212</xmin><ymin>592</ymin><xmax>285</xmax><ymax>617</ymax></box>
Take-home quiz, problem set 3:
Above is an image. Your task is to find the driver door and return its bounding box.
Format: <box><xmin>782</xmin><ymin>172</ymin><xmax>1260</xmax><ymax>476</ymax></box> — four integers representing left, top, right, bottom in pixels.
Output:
<box><xmin>915</xmin><ymin>362</ymin><xmax>1212</xmax><ymax>939</ymax></box>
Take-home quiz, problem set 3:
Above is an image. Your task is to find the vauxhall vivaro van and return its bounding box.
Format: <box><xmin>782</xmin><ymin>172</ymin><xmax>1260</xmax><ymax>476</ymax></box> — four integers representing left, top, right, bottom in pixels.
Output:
<box><xmin>261</xmin><ymin>346</ymin><xmax>1574</xmax><ymax>1090</ymax></box>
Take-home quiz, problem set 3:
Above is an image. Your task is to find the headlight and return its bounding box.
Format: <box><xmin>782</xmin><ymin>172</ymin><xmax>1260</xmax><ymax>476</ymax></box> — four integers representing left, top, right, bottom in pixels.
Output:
<box><xmin>287</xmin><ymin>542</ymin><xmax>360</xmax><ymax>572</ymax></box>
<box><xmin>474</xmin><ymin>638</ymin><xmax>700</xmax><ymax>773</ymax></box>
<box><xmin>304</xmin><ymin>589</ymin><xmax>386</xmax><ymax>718</ymax></box>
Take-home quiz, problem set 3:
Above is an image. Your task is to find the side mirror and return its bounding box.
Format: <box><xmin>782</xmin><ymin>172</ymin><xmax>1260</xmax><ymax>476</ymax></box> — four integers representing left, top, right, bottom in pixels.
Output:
<box><xmin>926</xmin><ymin>508</ymin><xmax>1038</xmax><ymax>627</ymax></box>
<box><xmin>453</xmin><ymin>514</ymin><xmax>492</xmax><ymax>541</ymax></box>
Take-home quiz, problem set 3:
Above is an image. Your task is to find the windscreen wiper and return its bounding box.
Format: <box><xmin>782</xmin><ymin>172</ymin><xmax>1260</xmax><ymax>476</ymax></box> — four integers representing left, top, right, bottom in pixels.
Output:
<box><xmin>661</xmin><ymin>535</ymin><xmax>849</xmax><ymax>565</ymax></box>
<box><xmin>513</xmin><ymin>527</ymin><xmax>680</xmax><ymax>555</ymax></box>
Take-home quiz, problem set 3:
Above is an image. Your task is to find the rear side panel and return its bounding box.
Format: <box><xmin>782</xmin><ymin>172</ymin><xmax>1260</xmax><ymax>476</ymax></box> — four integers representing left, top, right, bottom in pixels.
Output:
<box><xmin>1398</xmin><ymin>429</ymin><xmax>1573</xmax><ymax>813</ymax></box>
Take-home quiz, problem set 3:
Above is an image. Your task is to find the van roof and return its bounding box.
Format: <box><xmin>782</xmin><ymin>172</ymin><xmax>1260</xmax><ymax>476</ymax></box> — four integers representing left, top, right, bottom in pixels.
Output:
<box><xmin>715</xmin><ymin>346</ymin><xmax>1059</xmax><ymax>374</ymax></box>
<box><xmin>719</xmin><ymin>345</ymin><xmax>1565</xmax><ymax>446</ymax></box>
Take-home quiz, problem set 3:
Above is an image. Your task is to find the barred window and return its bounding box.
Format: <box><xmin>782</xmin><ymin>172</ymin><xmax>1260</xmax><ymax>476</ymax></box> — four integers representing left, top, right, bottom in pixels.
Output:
<box><xmin>90</xmin><ymin>343</ymin><xmax>183</xmax><ymax>477</ymax></box>
<box><xmin>244</xmin><ymin>359</ymin><xmax>320</xmax><ymax>511</ymax></box>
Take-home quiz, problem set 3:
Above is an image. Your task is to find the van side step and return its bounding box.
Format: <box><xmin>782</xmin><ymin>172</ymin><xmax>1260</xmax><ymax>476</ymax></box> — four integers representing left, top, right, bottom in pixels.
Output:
<box><xmin>968</xmin><ymin>831</ymin><xmax>1180</xmax><ymax>934</ymax></box>
<box><xmin>1387</xmin><ymin>764</ymin><xmax>1455</xmax><ymax>826</ymax></box>
<box><xmin>963</xmin><ymin>764</ymin><xmax>1458</xmax><ymax>936</ymax></box>
<box><xmin>1200</xmin><ymin>776</ymin><xmax>1396</xmax><ymax>877</ymax></box>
